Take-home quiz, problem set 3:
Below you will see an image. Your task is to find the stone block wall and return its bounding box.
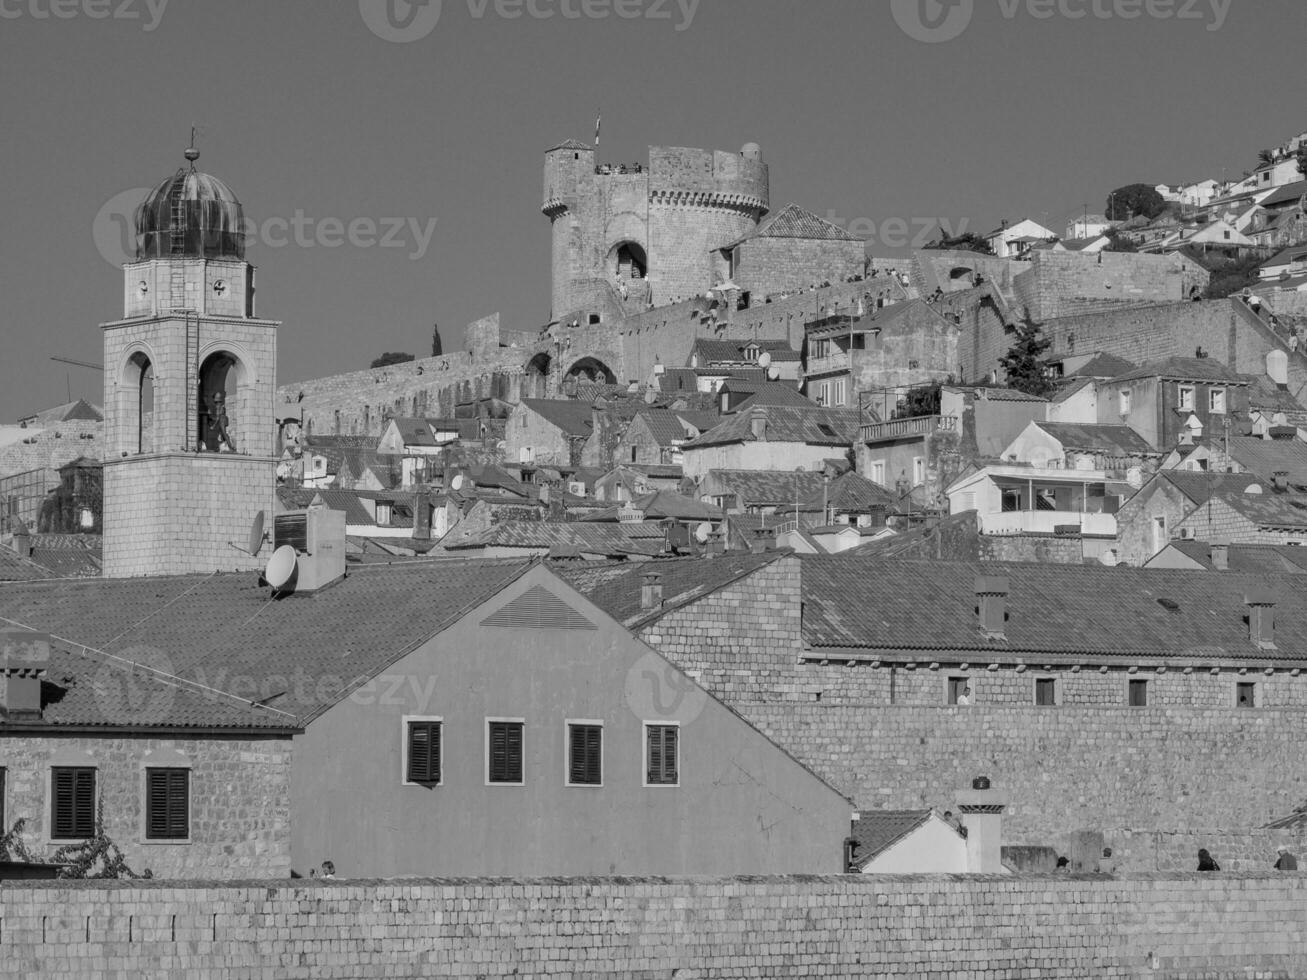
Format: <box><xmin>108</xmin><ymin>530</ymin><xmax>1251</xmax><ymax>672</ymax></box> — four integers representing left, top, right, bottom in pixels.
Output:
<box><xmin>4</xmin><ymin>874</ymin><xmax>1307</xmax><ymax>978</ymax></box>
<box><xmin>1</xmin><ymin>735</ymin><xmax>292</xmax><ymax>879</ymax></box>
<box><xmin>734</xmin><ymin>237</ymin><xmax>864</xmax><ymax>300</ymax></box>
<box><xmin>979</xmin><ymin>532</ymin><xmax>1086</xmax><ymax>563</ymax></box>
<box><xmin>739</xmin><ymin>703</ymin><xmax>1307</xmax><ymax>844</ymax></box>
<box><xmin>1013</xmin><ymin>251</ymin><xmax>1208</xmax><ymax>322</ymax></box>
<box><xmin>0</xmin><ymin>421</ymin><xmax>102</xmax><ymax>483</ymax></box>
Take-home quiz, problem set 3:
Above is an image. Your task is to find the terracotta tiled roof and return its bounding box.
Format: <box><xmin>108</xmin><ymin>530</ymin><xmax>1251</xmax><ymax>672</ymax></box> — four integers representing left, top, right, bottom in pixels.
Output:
<box><xmin>1158</xmin><ymin>470</ymin><xmax>1261</xmax><ymax>506</ymax></box>
<box><xmin>1210</xmin><ymin>489</ymin><xmax>1307</xmax><ymax>528</ymax></box>
<box><xmin>0</xmin><ymin>558</ymin><xmax>535</xmax><ymax>729</ymax></box>
<box><xmin>799</xmin><ymin>471</ymin><xmax>895</xmax><ymax>512</ymax></box>
<box><xmin>1032</xmin><ymin>422</ymin><xmax>1158</xmax><ymax>456</ymax></box>
<box><xmin>701</xmin><ymin>469</ymin><xmax>830</xmax><ymax>507</ymax></box>
<box><xmin>690</xmin><ymin>339</ymin><xmax>800</xmax><ymax>364</ymax></box>
<box><xmin>1113</xmin><ymin>357</ymin><xmax>1248</xmax><ymax>384</ymax></box>
<box><xmin>442</xmin><ymin>520</ymin><xmax>665</xmax><ymax>556</ymax></box>
<box><xmin>521</xmin><ymin>399</ymin><xmax>594</xmax><ymax>437</ymax></box>
<box><xmin>732</xmin><ymin>203</ymin><xmax>861</xmax><ymax>244</ymax></box>
<box><xmin>557</xmin><ymin>552</ymin><xmax>784</xmax><ymax>628</ymax></box>
<box><xmin>685</xmin><ymin>406</ymin><xmax>858</xmax><ymax>449</ymax></box>
<box><xmin>1159</xmin><ymin>540</ymin><xmax>1307</xmax><ymax>574</ymax></box>
<box><xmin>1226</xmin><ymin>436</ymin><xmax>1307</xmax><ymax>484</ymax></box>
<box><xmin>848</xmin><ymin>810</ymin><xmax>933</xmax><ymax>869</ymax></box>
<box><xmin>1066</xmin><ymin>353</ymin><xmax>1137</xmax><ymax>379</ymax></box>
<box><xmin>799</xmin><ymin>556</ymin><xmax>1307</xmax><ymax>662</ymax></box>
<box><xmin>547</xmin><ymin>138</ymin><xmax>592</xmax><ymax>152</ymax></box>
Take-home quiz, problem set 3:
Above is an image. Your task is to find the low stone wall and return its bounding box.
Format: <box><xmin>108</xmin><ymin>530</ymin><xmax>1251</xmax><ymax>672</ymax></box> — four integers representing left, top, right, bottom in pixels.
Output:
<box><xmin>2</xmin><ymin>874</ymin><xmax>1306</xmax><ymax>978</ymax></box>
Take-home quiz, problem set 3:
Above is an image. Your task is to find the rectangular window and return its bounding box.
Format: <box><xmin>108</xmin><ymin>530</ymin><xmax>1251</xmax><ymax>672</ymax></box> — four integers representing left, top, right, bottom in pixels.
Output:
<box><xmin>913</xmin><ymin>457</ymin><xmax>925</xmax><ymax>485</ymax></box>
<box><xmin>1118</xmin><ymin>389</ymin><xmax>1131</xmax><ymax>415</ymax></box>
<box><xmin>947</xmin><ymin>677</ymin><xmax>972</xmax><ymax>705</ymax></box>
<box><xmin>567</xmin><ymin>723</ymin><xmax>603</xmax><ymax>786</ymax></box>
<box><xmin>1236</xmin><ymin>682</ymin><xmax>1256</xmax><ymax>708</ymax></box>
<box><xmin>1177</xmin><ymin>385</ymin><xmax>1195</xmax><ymax>411</ymax></box>
<box><xmin>1128</xmin><ymin>679</ymin><xmax>1148</xmax><ymax>707</ymax></box>
<box><xmin>869</xmin><ymin>461</ymin><xmax>885</xmax><ymax>486</ymax></box>
<box><xmin>144</xmin><ymin>768</ymin><xmax>189</xmax><ymax>840</ymax></box>
<box><xmin>1209</xmin><ymin>388</ymin><xmax>1226</xmax><ymax>413</ymax></box>
<box><xmin>1034</xmin><ymin>678</ymin><xmax>1057</xmax><ymax>706</ymax></box>
<box><xmin>487</xmin><ymin>720</ymin><xmax>524</xmax><ymax>784</ymax></box>
<box><xmin>51</xmin><ymin>766</ymin><xmax>95</xmax><ymax>839</ymax></box>
<box><xmin>406</xmin><ymin>720</ymin><xmax>442</xmax><ymax>785</ymax></box>
<box><xmin>645</xmin><ymin>724</ymin><xmax>679</xmax><ymax>786</ymax></box>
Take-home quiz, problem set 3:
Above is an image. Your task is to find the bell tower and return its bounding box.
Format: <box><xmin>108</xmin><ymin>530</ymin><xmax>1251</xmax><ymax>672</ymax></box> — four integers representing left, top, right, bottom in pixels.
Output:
<box><xmin>101</xmin><ymin>145</ymin><xmax>278</xmax><ymax>578</ymax></box>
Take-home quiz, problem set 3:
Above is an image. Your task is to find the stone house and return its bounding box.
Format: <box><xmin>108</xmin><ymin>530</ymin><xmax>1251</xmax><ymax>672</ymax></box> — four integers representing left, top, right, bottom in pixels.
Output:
<box><xmin>678</xmin><ymin>405</ymin><xmax>858</xmax><ymax>481</ymax></box>
<box><xmin>1001</xmin><ymin>421</ymin><xmax>1160</xmax><ymax>476</ymax></box>
<box><xmin>0</xmin><ymin>555</ymin><xmax>853</xmax><ymax>879</ymax></box>
<box><xmin>613</xmin><ymin>409</ymin><xmax>718</xmax><ymax>467</ymax></box>
<box><xmin>1174</xmin><ymin>488</ymin><xmax>1307</xmax><ymax>546</ymax></box>
<box><xmin>1115</xmin><ymin>470</ymin><xmax>1260</xmax><ymax>566</ymax></box>
<box><xmin>721</xmin><ymin>203</ymin><xmax>866</xmax><ymax>301</ymax></box>
<box><xmin>502</xmin><ymin>399</ymin><xmax>594</xmax><ymax>468</ymax></box>
<box><xmin>1097</xmin><ymin>357</ymin><xmax>1250</xmax><ymax>451</ymax></box>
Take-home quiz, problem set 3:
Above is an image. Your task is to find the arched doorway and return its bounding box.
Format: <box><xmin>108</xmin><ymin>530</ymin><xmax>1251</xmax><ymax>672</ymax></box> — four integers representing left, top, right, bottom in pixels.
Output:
<box><xmin>524</xmin><ymin>352</ymin><xmax>552</xmax><ymax>399</ymax></box>
<box><xmin>609</xmin><ymin>241</ymin><xmax>648</xmax><ymax>280</ymax></box>
<box><xmin>565</xmin><ymin>356</ymin><xmax>616</xmax><ymax>385</ymax></box>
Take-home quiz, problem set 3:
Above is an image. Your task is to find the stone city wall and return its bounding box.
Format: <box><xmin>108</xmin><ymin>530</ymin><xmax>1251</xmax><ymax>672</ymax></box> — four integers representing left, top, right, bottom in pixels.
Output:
<box><xmin>3</xmin><ymin>873</ymin><xmax>1307</xmax><ymax>978</ymax></box>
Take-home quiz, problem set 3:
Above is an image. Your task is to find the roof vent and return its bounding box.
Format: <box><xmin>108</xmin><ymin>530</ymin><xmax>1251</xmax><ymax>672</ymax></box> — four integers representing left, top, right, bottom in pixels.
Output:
<box><xmin>974</xmin><ymin>575</ymin><xmax>1009</xmax><ymax>639</ymax></box>
<box><xmin>641</xmin><ymin>572</ymin><xmax>664</xmax><ymax>611</ymax></box>
<box><xmin>1156</xmin><ymin>597</ymin><xmax>1181</xmax><ymax>613</ymax></box>
<box><xmin>1245</xmin><ymin>589</ymin><xmax>1276</xmax><ymax>649</ymax></box>
<box><xmin>1</xmin><ymin>629</ymin><xmax>49</xmax><ymax>723</ymax></box>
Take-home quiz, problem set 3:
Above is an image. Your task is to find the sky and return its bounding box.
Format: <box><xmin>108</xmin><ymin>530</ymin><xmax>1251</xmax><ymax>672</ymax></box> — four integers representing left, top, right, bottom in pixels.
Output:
<box><xmin>0</xmin><ymin>0</ymin><xmax>1304</xmax><ymax>421</ymax></box>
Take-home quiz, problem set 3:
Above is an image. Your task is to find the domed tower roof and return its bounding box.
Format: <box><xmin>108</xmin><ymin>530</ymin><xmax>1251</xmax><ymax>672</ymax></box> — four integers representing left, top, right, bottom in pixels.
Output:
<box><xmin>134</xmin><ymin>148</ymin><xmax>246</xmax><ymax>261</ymax></box>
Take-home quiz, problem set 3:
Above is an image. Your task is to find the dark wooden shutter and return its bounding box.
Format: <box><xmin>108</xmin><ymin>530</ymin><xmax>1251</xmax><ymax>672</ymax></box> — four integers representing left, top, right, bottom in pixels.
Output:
<box><xmin>489</xmin><ymin>722</ymin><xmax>523</xmax><ymax>782</ymax></box>
<box><xmin>146</xmin><ymin>769</ymin><xmax>188</xmax><ymax>839</ymax></box>
<box><xmin>407</xmin><ymin>722</ymin><xmax>441</xmax><ymax>784</ymax></box>
<box><xmin>52</xmin><ymin>767</ymin><xmax>95</xmax><ymax>839</ymax></box>
<box><xmin>569</xmin><ymin>725</ymin><xmax>601</xmax><ymax>785</ymax></box>
<box><xmin>647</xmin><ymin>725</ymin><xmax>678</xmax><ymax>785</ymax></box>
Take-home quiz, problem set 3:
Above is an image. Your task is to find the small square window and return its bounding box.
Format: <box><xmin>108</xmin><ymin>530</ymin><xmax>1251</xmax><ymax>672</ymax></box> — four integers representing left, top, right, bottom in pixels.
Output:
<box><xmin>1236</xmin><ymin>682</ymin><xmax>1256</xmax><ymax>708</ymax></box>
<box><xmin>145</xmin><ymin>768</ymin><xmax>189</xmax><ymax>840</ymax></box>
<box><xmin>1128</xmin><ymin>679</ymin><xmax>1148</xmax><ymax>707</ymax></box>
<box><xmin>51</xmin><ymin>766</ymin><xmax>95</xmax><ymax>839</ymax></box>
<box><xmin>488</xmin><ymin>720</ymin><xmax>524</xmax><ymax>784</ymax></box>
<box><xmin>567</xmin><ymin>723</ymin><xmax>603</xmax><ymax>786</ymax></box>
<box><xmin>1178</xmin><ymin>385</ymin><xmax>1195</xmax><ymax>411</ymax></box>
<box><xmin>645</xmin><ymin>724</ymin><xmax>679</xmax><ymax>786</ymax></box>
<box><xmin>1034</xmin><ymin>678</ymin><xmax>1057</xmax><ymax>706</ymax></box>
<box><xmin>405</xmin><ymin>720</ymin><xmax>442</xmax><ymax>786</ymax></box>
<box><xmin>947</xmin><ymin>677</ymin><xmax>972</xmax><ymax>705</ymax></box>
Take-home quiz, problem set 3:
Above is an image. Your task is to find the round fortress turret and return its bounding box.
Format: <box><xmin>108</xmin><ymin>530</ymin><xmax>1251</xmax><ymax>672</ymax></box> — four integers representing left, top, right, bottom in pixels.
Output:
<box><xmin>542</xmin><ymin>141</ymin><xmax>769</xmax><ymax>323</ymax></box>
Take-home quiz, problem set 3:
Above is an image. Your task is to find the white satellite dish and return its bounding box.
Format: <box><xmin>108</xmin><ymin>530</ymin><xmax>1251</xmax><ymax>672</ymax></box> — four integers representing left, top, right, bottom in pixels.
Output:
<box><xmin>757</xmin><ymin>351</ymin><xmax>772</xmax><ymax>369</ymax></box>
<box><xmin>450</xmin><ymin>474</ymin><xmax>465</xmax><ymax>492</ymax></box>
<box><xmin>694</xmin><ymin>521</ymin><xmax>712</xmax><ymax>543</ymax></box>
<box><xmin>247</xmin><ymin>510</ymin><xmax>266</xmax><ymax>557</ymax></box>
<box><xmin>766</xmin><ymin>365</ymin><xmax>781</xmax><ymax>381</ymax></box>
<box><xmin>264</xmin><ymin>545</ymin><xmax>298</xmax><ymax>591</ymax></box>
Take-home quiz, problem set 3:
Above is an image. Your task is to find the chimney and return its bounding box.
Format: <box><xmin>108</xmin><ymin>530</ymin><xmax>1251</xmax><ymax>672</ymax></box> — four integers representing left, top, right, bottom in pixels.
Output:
<box><xmin>751</xmin><ymin>527</ymin><xmax>776</xmax><ymax>554</ymax></box>
<box><xmin>294</xmin><ymin>495</ymin><xmax>347</xmax><ymax>593</ymax></box>
<box><xmin>956</xmin><ymin>775</ymin><xmax>1008</xmax><ymax>873</ymax></box>
<box><xmin>413</xmin><ymin>490</ymin><xmax>432</xmax><ymax>541</ymax></box>
<box><xmin>11</xmin><ymin>520</ymin><xmax>32</xmax><ymax>559</ymax></box>
<box><xmin>1271</xmin><ymin>471</ymin><xmax>1289</xmax><ymax>492</ymax></box>
<box><xmin>1245</xmin><ymin>589</ymin><xmax>1276</xmax><ymax>649</ymax></box>
<box><xmin>974</xmin><ymin>575</ymin><xmax>1009</xmax><ymax>638</ymax></box>
<box><xmin>1</xmin><ymin>629</ymin><xmax>50</xmax><ymax>722</ymax></box>
<box><xmin>1210</xmin><ymin>542</ymin><xmax>1229</xmax><ymax>571</ymax></box>
<box><xmin>641</xmin><ymin>572</ymin><xmax>664</xmax><ymax>611</ymax></box>
<box><xmin>750</xmin><ymin>409</ymin><xmax>768</xmax><ymax>442</ymax></box>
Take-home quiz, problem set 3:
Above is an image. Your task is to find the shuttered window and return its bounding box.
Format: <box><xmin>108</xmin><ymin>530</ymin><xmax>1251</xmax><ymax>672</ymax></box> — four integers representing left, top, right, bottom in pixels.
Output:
<box><xmin>145</xmin><ymin>768</ymin><xmax>189</xmax><ymax>840</ymax></box>
<box><xmin>488</xmin><ymin>721</ymin><xmax>524</xmax><ymax>783</ymax></box>
<box><xmin>0</xmin><ymin>767</ymin><xmax>5</xmax><ymax>834</ymax></box>
<box><xmin>646</xmin><ymin>725</ymin><xmax>679</xmax><ymax>786</ymax></box>
<box><xmin>407</xmin><ymin>721</ymin><xmax>442</xmax><ymax>785</ymax></box>
<box><xmin>568</xmin><ymin>724</ymin><xmax>602</xmax><ymax>786</ymax></box>
<box><xmin>51</xmin><ymin>766</ymin><xmax>95</xmax><ymax>839</ymax></box>
<box><xmin>1034</xmin><ymin>678</ymin><xmax>1058</xmax><ymax>706</ymax></box>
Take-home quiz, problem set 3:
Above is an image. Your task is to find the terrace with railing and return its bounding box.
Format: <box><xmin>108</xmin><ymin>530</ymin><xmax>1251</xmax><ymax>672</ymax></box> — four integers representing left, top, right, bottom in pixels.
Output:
<box><xmin>860</xmin><ymin>414</ymin><xmax>958</xmax><ymax>443</ymax></box>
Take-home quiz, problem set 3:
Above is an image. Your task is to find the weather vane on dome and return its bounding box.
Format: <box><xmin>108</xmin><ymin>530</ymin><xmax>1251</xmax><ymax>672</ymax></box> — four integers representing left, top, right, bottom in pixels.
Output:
<box><xmin>184</xmin><ymin>125</ymin><xmax>200</xmax><ymax>168</ymax></box>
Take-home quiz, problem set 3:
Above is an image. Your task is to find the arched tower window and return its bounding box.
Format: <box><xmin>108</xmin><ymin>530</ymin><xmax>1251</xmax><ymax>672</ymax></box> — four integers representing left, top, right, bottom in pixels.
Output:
<box><xmin>198</xmin><ymin>351</ymin><xmax>239</xmax><ymax>452</ymax></box>
<box><xmin>122</xmin><ymin>352</ymin><xmax>156</xmax><ymax>455</ymax></box>
<box><xmin>525</xmin><ymin>353</ymin><xmax>552</xmax><ymax>399</ymax></box>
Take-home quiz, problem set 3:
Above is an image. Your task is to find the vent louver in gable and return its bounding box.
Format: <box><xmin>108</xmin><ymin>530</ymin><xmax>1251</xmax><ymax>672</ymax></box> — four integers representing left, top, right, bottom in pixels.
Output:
<box><xmin>481</xmin><ymin>585</ymin><xmax>597</xmax><ymax>630</ymax></box>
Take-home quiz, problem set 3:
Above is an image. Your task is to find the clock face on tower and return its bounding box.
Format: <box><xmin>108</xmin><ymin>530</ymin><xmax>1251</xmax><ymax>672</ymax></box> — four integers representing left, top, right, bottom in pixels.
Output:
<box><xmin>213</xmin><ymin>279</ymin><xmax>227</xmax><ymax>297</ymax></box>
<box><xmin>138</xmin><ymin>279</ymin><xmax>149</xmax><ymax>296</ymax></box>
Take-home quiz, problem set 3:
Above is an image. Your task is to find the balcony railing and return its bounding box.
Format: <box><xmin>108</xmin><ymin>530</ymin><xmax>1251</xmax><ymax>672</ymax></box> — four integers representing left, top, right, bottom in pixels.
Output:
<box><xmin>979</xmin><ymin>511</ymin><xmax>1117</xmax><ymax>536</ymax></box>
<box><xmin>861</xmin><ymin>414</ymin><xmax>957</xmax><ymax>443</ymax></box>
<box><xmin>805</xmin><ymin>352</ymin><xmax>849</xmax><ymax>377</ymax></box>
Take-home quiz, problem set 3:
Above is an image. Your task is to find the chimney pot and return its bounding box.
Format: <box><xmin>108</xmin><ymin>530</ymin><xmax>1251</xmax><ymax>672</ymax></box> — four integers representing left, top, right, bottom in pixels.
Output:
<box><xmin>11</xmin><ymin>521</ymin><xmax>32</xmax><ymax>559</ymax></box>
<box><xmin>1271</xmin><ymin>471</ymin><xmax>1289</xmax><ymax>492</ymax></box>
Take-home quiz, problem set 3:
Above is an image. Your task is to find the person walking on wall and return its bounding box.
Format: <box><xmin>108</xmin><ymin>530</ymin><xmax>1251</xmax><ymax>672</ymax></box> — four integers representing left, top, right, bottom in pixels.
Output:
<box><xmin>1274</xmin><ymin>846</ymin><xmax>1298</xmax><ymax>870</ymax></box>
<box><xmin>1197</xmin><ymin>848</ymin><xmax>1220</xmax><ymax>871</ymax></box>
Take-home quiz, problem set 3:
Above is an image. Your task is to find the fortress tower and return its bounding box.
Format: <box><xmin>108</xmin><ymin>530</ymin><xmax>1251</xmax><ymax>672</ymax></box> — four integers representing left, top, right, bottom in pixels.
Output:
<box><xmin>542</xmin><ymin>141</ymin><xmax>769</xmax><ymax>325</ymax></box>
<box><xmin>101</xmin><ymin>147</ymin><xmax>278</xmax><ymax>577</ymax></box>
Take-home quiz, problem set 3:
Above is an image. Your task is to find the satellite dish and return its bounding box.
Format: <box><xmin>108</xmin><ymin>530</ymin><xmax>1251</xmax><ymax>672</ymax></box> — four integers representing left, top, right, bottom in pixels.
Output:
<box><xmin>767</xmin><ymin>365</ymin><xmax>781</xmax><ymax>381</ymax></box>
<box><xmin>450</xmin><ymin>474</ymin><xmax>465</xmax><ymax>491</ymax></box>
<box><xmin>247</xmin><ymin>510</ymin><xmax>266</xmax><ymax>557</ymax></box>
<box><xmin>757</xmin><ymin>351</ymin><xmax>772</xmax><ymax>369</ymax></box>
<box><xmin>694</xmin><ymin>521</ymin><xmax>711</xmax><ymax>543</ymax></box>
<box><xmin>264</xmin><ymin>545</ymin><xmax>298</xmax><ymax>591</ymax></box>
